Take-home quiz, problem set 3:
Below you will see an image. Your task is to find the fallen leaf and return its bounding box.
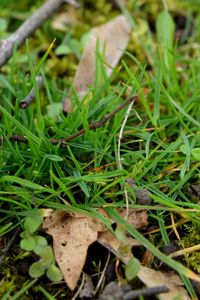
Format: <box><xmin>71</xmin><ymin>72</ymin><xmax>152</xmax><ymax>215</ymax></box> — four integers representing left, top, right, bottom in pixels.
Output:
<box><xmin>73</xmin><ymin>15</ymin><xmax>130</xmax><ymax>96</ymax></box>
<box><xmin>42</xmin><ymin>208</ymin><xmax>147</xmax><ymax>290</ymax></box>
<box><xmin>63</xmin><ymin>15</ymin><xmax>131</xmax><ymax>111</ymax></box>
<box><xmin>138</xmin><ymin>267</ymin><xmax>191</xmax><ymax>300</ymax></box>
<box><xmin>118</xmin><ymin>208</ymin><xmax>148</xmax><ymax>230</ymax></box>
<box><xmin>87</xmin><ymin>208</ymin><xmax>110</xmax><ymax>232</ymax></box>
<box><xmin>96</xmin><ymin>219</ymin><xmax>191</xmax><ymax>300</ymax></box>
<box><xmin>43</xmin><ymin>209</ymin><xmax>190</xmax><ymax>299</ymax></box>
<box><xmin>43</xmin><ymin>211</ymin><xmax>97</xmax><ymax>290</ymax></box>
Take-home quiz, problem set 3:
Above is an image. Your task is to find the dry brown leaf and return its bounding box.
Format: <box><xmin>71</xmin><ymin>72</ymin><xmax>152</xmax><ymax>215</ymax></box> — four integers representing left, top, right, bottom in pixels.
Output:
<box><xmin>138</xmin><ymin>266</ymin><xmax>191</xmax><ymax>300</ymax></box>
<box><xmin>118</xmin><ymin>208</ymin><xmax>148</xmax><ymax>230</ymax></box>
<box><xmin>73</xmin><ymin>15</ymin><xmax>130</xmax><ymax>97</ymax></box>
<box><xmin>96</xmin><ymin>218</ymin><xmax>191</xmax><ymax>300</ymax></box>
<box><xmin>87</xmin><ymin>208</ymin><xmax>111</xmax><ymax>232</ymax></box>
<box><xmin>63</xmin><ymin>15</ymin><xmax>131</xmax><ymax>111</ymax></box>
<box><xmin>43</xmin><ymin>211</ymin><xmax>97</xmax><ymax>290</ymax></box>
<box><xmin>99</xmin><ymin>233</ymin><xmax>191</xmax><ymax>299</ymax></box>
<box><xmin>42</xmin><ymin>208</ymin><xmax>147</xmax><ymax>290</ymax></box>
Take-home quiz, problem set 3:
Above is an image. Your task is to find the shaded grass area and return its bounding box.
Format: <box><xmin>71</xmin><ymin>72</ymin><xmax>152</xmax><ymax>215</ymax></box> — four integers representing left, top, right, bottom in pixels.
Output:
<box><xmin>0</xmin><ymin>0</ymin><xmax>200</xmax><ymax>299</ymax></box>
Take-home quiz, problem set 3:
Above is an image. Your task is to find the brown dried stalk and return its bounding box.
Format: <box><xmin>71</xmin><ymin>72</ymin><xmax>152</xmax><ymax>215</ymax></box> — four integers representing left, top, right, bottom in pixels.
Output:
<box><xmin>50</xmin><ymin>95</ymin><xmax>138</xmax><ymax>144</ymax></box>
<box><xmin>1</xmin><ymin>95</ymin><xmax>138</xmax><ymax>145</ymax></box>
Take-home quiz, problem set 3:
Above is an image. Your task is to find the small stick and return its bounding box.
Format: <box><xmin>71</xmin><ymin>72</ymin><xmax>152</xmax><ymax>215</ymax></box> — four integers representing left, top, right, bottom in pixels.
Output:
<box><xmin>123</xmin><ymin>285</ymin><xmax>169</xmax><ymax>300</ymax></box>
<box><xmin>50</xmin><ymin>95</ymin><xmax>138</xmax><ymax>144</ymax></box>
<box><xmin>9</xmin><ymin>135</ymin><xmax>28</xmax><ymax>143</ymax></box>
<box><xmin>0</xmin><ymin>95</ymin><xmax>138</xmax><ymax>145</ymax></box>
<box><xmin>0</xmin><ymin>0</ymin><xmax>79</xmax><ymax>68</ymax></box>
<box><xmin>20</xmin><ymin>76</ymin><xmax>43</xmax><ymax>109</ymax></box>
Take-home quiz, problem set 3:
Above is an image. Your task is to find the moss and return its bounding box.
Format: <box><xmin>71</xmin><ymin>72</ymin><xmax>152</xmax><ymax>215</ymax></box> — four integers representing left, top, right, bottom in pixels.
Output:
<box><xmin>179</xmin><ymin>225</ymin><xmax>200</xmax><ymax>273</ymax></box>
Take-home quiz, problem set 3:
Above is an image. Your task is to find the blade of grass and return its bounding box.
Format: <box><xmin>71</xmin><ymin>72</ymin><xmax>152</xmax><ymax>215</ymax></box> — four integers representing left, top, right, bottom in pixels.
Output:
<box><xmin>0</xmin><ymin>105</ymin><xmax>40</xmax><ymax>144</ymax></box>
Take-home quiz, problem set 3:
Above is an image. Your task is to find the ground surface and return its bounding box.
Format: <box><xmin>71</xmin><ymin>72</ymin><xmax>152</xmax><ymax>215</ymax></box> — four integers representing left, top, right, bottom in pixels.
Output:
<box><xmin>0</xmin><ymin>0</ymin><xmax>200</xmax><ymax>299</ymax></box>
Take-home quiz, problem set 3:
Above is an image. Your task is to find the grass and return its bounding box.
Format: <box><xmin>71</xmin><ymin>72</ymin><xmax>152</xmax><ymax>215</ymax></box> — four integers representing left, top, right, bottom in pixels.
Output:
<box><xmin>0</xmin><ymin>0</ymin><xmax>200</xmax><ymax>299</ymax></box>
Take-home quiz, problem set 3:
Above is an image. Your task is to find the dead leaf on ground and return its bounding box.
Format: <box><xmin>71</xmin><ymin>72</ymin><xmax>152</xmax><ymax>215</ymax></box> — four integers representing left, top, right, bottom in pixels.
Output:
<box><xmin>43</xmin><ymin>211</ymin><xmax>97</xmax><ymax>290</ymax></box>
<box><xmin>63</xmin><ymin>15</ymin><xmax>131</xmax><ymax>111</ymax></box>
<box><xmin>42</xmin><ymin>208</ymin><xmax>147</xmax><ymax>290</ymax></box>
<box><xmin>42</xmin><ymin>208</ymin><xmax>192</xmax><ymax>299</ymax></box>
<box><xmin>99</xmin><ymin>231</ymin><xmax>191</xmax><ymax>300</ymax></box>
<box><xmin>138</xmin><ymin>267</ymin><xmax>191</xmax><ymax>300</ymax></box>
<box><xmin>118</xmin><ymin>208</ymin><xmax>148</xmax><ymax>230</ymax></box>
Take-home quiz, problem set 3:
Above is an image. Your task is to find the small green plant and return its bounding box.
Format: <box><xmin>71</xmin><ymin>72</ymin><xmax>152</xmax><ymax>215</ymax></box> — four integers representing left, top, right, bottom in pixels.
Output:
<box><xmin>20</xmin><ymin>211</ymin><xmax>63</xmax><ymax>282</ymax></box>
<box><xmin>191</xmin><ymin>148</ymin><xmax>200</xmax><ymax>161</ymax></box>
<box><xmin>115</xmin><ymin>225</ymin><xmax>140</xmax><ymax>281</ymax></box>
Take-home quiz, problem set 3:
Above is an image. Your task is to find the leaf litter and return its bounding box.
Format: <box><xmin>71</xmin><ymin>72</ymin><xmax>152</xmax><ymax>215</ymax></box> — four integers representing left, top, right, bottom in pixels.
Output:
<box><xmin>42</xmin><ymin>208</ymin><xmax>147</xmax><ymax>291</ymax></box>
<box><xmin>45</xmin><ymin>13</ymin><xmax>194</xmax><ymax>300</ymax></box>
<box><xmin>43</xmin><ymin>208</ymin><xmax>192</xmax><ymax>300</ymax></box>
<box><xmin>1</xmin><ymin>1</ymin><xmax>200</xmax><ymax>299</ymax></box>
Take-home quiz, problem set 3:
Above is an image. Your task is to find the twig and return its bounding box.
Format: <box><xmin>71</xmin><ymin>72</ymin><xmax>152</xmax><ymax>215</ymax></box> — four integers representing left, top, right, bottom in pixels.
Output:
<box><xmin>9</xmin><ymin>135</ymin><xmax>28</xmax><ymax>143</ymax></box>
<box><xmin>20</xmin><ymin>76</ymin><xmax>43</xmax><ymax>109</ymax></box>
<box><xmin>0</xmin><ymin>95</ymin><xmax>139</xmax><ymax>145</ymax></box>
<box><xmin>0</xmin><ymin>227</ymin><xmax>21</xmax><ymax>266</ymax></box>
<box><xmin>50</xmin><ymin>95</ymin><xmax>138</xmax><ymax>144</ymax></box>
<box><xmin>123</xmin><ymin>285</ymin><xmax>169</xmax><ymax>300</ymax></box>
<box><xmin>0</xmin><ymin>0</ymin><xmax>79</xmax><ymax>68</ymax></box>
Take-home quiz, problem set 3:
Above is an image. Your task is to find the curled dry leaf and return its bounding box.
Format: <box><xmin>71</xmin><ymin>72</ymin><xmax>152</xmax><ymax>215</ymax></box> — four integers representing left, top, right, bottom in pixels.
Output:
<box><xmin>63</xmin><ymin>15</ymin><xmax>131</xmax><ymax>111</ymax></box>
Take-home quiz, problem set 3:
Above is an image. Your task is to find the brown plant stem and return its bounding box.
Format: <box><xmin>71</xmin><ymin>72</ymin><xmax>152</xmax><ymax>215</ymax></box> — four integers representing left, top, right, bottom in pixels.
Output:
<box><xmin>0</xmin><ymin>0</ymin><xmax>79</xmax><ymax>68</ymax></box>
<box><xmin>0</xmin><ymin>95</ymin><xmax>138</xmax><ymax>145</ymax></box>
<box><xmin>9</xmin><ymin>135</ymin><xmax>28</xmax><ymax>143</ymax></box>
<box><xmin>50</xmin><ymin>95</ymin><xmax>138</xmax><ymax>144</ymax></box>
